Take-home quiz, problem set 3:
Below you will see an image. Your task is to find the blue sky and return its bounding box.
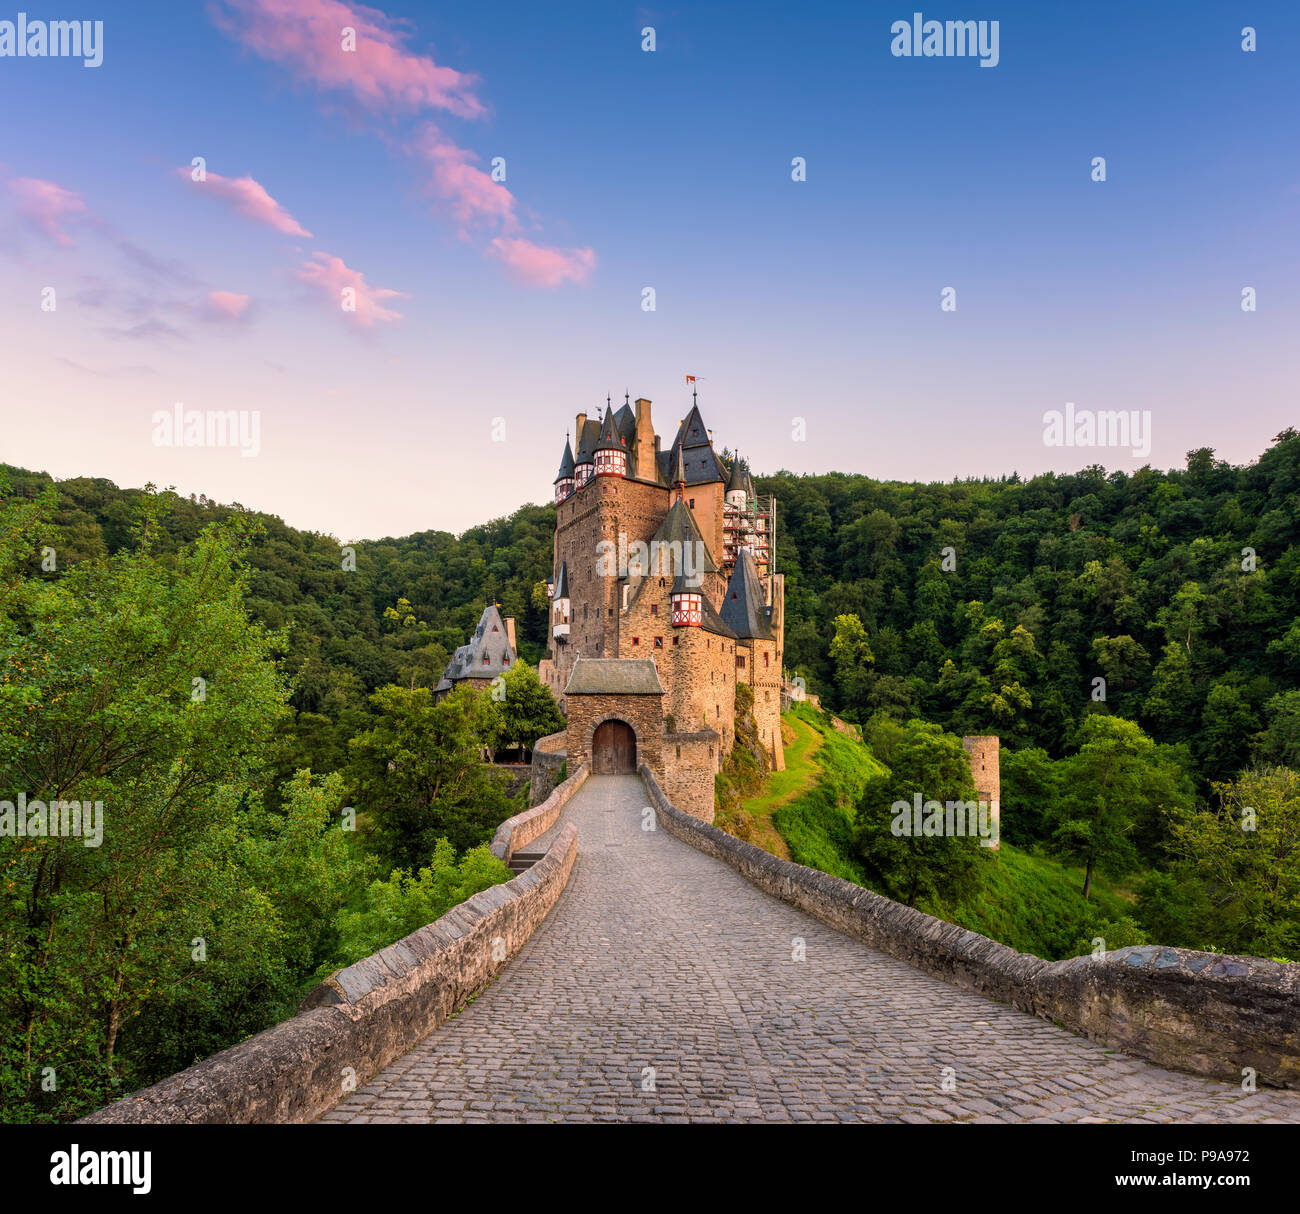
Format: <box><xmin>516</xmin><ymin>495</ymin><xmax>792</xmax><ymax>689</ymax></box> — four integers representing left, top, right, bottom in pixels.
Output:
<box><xmin>0</xmin><ymin>1</ymin><xmax>1296</xmax><ymax>538</ymax></box>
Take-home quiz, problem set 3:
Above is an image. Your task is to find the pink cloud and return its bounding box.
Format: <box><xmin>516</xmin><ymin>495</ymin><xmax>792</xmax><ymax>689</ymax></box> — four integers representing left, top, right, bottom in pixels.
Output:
<box><xmin>177</xmin><ymin>167</ymin><xmax>312</xmax><ymax>237</ymax></box>
<box><xmin>208</xmin><ymin>0</ymin><xmax>484</xmax><ymax>118</ymax></box>
<box><xmin>206</xmin><ymin>290</ymin><xmax>251</xmax><ymax>320</ymax></box>
<box><xmin>489</xmin><ymin>237</ymin><xmax>596</xmax><ymax>288</ymax></box>
<box><xmin>10</xmin><ymin>177</ymin><xmax>88</xmax><ymax>247</ymax></box>
<box><xmin>410</xmin><ymin>124</ymin><xmax>514</xmax><ymax>232</ymax></box>
<box><xmin>293</xmin><ymin>250</ymin><xmax>405</xmax><ymax>327</ymax></box>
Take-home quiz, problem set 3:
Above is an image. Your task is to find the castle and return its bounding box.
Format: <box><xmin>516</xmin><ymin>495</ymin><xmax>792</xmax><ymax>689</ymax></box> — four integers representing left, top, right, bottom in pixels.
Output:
<box><xmin>537</xmin><ymin>392</ymin><xmax>785</xmax><ymax>819</ymax></box>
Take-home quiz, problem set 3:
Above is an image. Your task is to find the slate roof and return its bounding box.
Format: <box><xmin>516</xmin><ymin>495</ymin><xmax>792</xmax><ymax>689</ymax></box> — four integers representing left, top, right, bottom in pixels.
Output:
<box><xmin>720</xmin><ymin>548</ymin><xmax>773</xmax><ymax>640</ymax></box>
<box><xmin>564</xmin><ymin>657</ymin><xmax>665</xmax><ymax>695</ymax></box>
<box><xmin>726</xmin><ymin>453</ymin><xmax>747</xmax><ymax>493</ymax></box>
<box><xmin>555</xmin><ymin>437</ymin><xmax>575</xmax><ymax>483</ymax></box>
<box><xmin>574</xmin><ymin>417</ymin><xmax>599</xmax><ymax>466</ymax></box>
<box><xmin>594</xmin><ymin>408</ymin><xmax>626</xmax><ymax>453</ymax></box>
<box><xmin>648</xmin><ymin>497</ymin><xmax>719</xmax><ymax>576</ymax></box>
<box><xmin>437</xmin><ymin>604</ymin><xmax>515</xmax><ymax>686</ymax></box>
<box><xmin>659</xmin><ymin>403</ymin><xmax>727</xmax><ymax>485</ymax></box>
<box><xmin>669</xmin><ymin>443</ymin><xmax>687</xmax><ymax>487</ymax></box>
<box><xmin>614</xmin><ymin>402</ymin><xmax>636</xmax><ymax>443</ymax></box>
<box><xmin>553</xmin><ymin>559</ymin><xmax>570</xmax><ymax>600</ymax></box>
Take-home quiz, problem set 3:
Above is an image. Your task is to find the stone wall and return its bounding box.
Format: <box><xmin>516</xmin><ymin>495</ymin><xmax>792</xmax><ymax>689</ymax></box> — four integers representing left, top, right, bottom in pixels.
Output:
<box><xmin>82</xmin><ymin>824</ymin><xmax>580</xmax><ymax>1124</ymax></box>
<box><xmin>661</xmin><ymin>729</ymin><xmax>720</xmax><ymax>822</ymax></box>
<box><xmin>529</xmin><ymin>729</ymin><xmax>568</xmax><ymax>805</ymax></box>
<box><xmin>491</xmin><ymin>762</ymin><xmax>587</xmax><ymax>861</ymax></box>
<box><xmin>641</xmin><ymin>765</ymin><xmax>1300</xmax><ymax>1089</ymax></box>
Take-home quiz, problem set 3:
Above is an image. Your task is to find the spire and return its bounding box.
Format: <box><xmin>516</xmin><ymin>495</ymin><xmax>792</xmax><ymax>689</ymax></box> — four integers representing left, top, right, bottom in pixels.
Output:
<box><xmin>554</xmin><ymin>434</ymin><xmax>576</xmax><ymax>483</ymax></box>
<box><xmin>594</xmin><ymin>407</ymin><xmax>624</xmax><ymax>451</ymax></box>
<box><xmin>726</xmin><ymin>451</ymin><xmax>747</xmax><ymax>494</ymax></box>
<box><xmin>671</xmin><ymin>443</ymin><xmax>687</xmax><ymax>500</ymax></box>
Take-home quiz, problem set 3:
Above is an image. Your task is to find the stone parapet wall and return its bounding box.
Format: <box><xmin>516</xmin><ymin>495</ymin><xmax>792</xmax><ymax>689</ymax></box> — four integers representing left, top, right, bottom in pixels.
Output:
<box><xmin>491</xmin><ymin>762</ymin><xmax>587</xmax><ymax>860</ymax></box>
<box><xmin>640</xmin><ymin>765</ymin><xmax>1300</xmax><ymax>1089</ymax></box>
<box><xmin>82</xmin><ymin>823</ymin><xmax>580</xmax><ymax>1124</ymax></box>
<box><xmin>529</xmin><ymin>730</ymin><xmax>569</xmax><ymax>805</ymax></box>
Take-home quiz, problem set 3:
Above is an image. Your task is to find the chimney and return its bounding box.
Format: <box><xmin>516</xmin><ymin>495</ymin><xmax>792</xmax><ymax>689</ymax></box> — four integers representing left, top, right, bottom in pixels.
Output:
<box><xmin>505</xmin><ymin>617</ymin><xmax>517</xmax><ymax>652</ymax></box>
<box><xmin>634</xmin><ymin>398</ymin><xmax>655</xmax><ymax>479</ymax></box>
<box><xmin>575</xmin><ymin>412</ymin><xmax>587</xmax><ymax>447</ymax></box>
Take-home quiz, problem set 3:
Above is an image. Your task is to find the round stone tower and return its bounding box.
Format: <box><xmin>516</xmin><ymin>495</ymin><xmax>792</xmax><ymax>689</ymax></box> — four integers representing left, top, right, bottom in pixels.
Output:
<box><xmin>961</xmin><ymin>735</ymin><xmax>1000</xmax><ymax>850</ymax></box>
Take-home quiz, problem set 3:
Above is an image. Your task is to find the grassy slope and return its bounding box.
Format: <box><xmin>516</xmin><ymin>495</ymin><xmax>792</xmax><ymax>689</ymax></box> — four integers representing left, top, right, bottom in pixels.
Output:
<box><xmin>741</xmin><ymin>704</ymin><xmax>1137</xmax><ymax>961</ymax></box>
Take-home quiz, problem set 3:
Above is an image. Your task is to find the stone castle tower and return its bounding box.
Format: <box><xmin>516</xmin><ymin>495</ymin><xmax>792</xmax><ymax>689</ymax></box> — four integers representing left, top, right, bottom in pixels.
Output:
<box><xmin>539</xmin><ymin>393</ymin><xmax>784</xmax><ymax>817</ymax></box>
<box><xmin>961</xmin><ymin>735</ymin><xmax>1000</xmax><ymax>850</ymax></box>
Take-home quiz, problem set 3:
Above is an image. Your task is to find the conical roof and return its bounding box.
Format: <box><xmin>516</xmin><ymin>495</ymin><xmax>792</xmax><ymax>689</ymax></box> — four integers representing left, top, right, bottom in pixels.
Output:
<box><xmin>554</xmin><ymin>437</ymin><xmax>575</xmax><ymax>483</ymax></box>
<box><xmin>726</xmin><ymin>453</ymin><xmax>747</xmax><ymax>493</ymax></box>
<box><xmin>553</xmin><ymin>560</ymin><xmax>570</xmax><ymax>599</ymax></box>
<box><xmin>670</xmin><ymin>443</ymin><xmax>687</xmax><ymax>486</ymax></box>
<box><xmin>720</xmin><ymin>548</ymin><xmax>773</xmax><ymax>640</ymax></box>
<box><xmin>574</xmin><ymin>420</ymin><xmax>596</xmax><ymax>466</ymax></box>
<box><xmin>594</xmin><ymin>408</ymin><xmax>625</xmax><ymax>453</ymax></box>
<box><xmin>649</xmin><ymin>497</ymin><xmax>719</xmax><ymax>577</ymax></box>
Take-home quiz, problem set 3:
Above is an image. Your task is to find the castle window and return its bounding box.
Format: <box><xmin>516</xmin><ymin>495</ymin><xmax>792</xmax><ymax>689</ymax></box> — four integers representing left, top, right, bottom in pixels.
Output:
<box><xmin>676</xmin><ymin>745</ymin><xmax>681</xmax><ymax>758</ymax></box>
<box><xmin>650</xmin><ymin>603</ymin><xmax>658</xmax><ymax>616</ymax></box>
<box><xmin>737</xmin><ymin>655</ymin><xmax>745</xmax><ymax>669</ymax></box>
<box><xmin>673</xmin><ymin>636</ymin><xmax>679</xmax><ymax>646</ymax></box>
<box><xmin>690</xmin><ymin>498</ymin><xmax>695</xmax><ymax>509</ymax></box>
<box><xmin>654</xmin><ymin>637</ymin><xmax>663</xmax><ymax>649</ymax></box>
<box><xmin>482</xmin><ymin>654</ymin><xmax>489</xmax><ymax>664</ymax></box>
<box><xmin>632</xmin><ymin>636</ymin><xmax>640</xmax><ymax>646</ymax></box>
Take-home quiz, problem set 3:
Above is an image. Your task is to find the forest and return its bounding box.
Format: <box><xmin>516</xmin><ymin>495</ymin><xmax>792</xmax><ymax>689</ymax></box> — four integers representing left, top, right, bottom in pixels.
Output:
<box><xmin>1</xmin><ymin>427</ymin><xmax>1296</xmax><ymax>1121</ymax></box>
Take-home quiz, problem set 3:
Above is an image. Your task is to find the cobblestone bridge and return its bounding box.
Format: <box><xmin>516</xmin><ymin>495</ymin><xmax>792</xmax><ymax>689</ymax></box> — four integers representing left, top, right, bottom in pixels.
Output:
<box><xmin>321</xmin><ymin>775</ymin><xmax>1300</xmax><ymax>1124</ymax></box>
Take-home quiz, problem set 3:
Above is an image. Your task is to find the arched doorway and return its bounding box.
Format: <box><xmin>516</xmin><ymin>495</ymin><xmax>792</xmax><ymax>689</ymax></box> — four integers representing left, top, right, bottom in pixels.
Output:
<box><xmin>592</xmin><ymin>719</ymin><xmax>637</xmax><ymax>773</ymax></box>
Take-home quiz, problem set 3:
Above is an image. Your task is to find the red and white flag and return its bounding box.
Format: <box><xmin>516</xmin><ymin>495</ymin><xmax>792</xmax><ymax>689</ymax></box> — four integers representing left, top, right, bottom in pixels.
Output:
<box><xmin>685</xmin><ymin>375</ymin><xmax>696</xmax><ymax>383</ymax></box>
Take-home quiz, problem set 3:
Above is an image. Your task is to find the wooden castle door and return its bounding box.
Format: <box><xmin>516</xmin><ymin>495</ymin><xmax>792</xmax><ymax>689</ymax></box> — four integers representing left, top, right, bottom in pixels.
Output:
<box><xmin>592</xmin><ymin>720</ymin><xmax>636</xmax><ymax>773</ymax></box>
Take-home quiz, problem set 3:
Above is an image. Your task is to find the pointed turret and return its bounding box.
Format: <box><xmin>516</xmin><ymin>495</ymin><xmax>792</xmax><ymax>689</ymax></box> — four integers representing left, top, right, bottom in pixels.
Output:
<box><xmin>573</xmin><ymin>414</ymin><xmax>597</xmax><ymax>488</ymax></box>
<box><xmin>720</xmin><ymin>548</ymin><xmax>774</xmax><ymax>640</ymax></box>
<box><xmin>670</xmin><ymin>443</ymin><xmax>687</xmax><ymax>501</ymax></box>
<box><xmin>554</xmin><ymin>435</ymin><xmax>576</xmax><ymax>503</ymax></box>
<box><xmin>725</xmin><ymin>452</ymin><xmax>748</xmax><ymax>508</ymax></box>
<box><xmin>593</xmin><ymin>406</ymin><xmax>628</xmax><ymax>478</ymax></box>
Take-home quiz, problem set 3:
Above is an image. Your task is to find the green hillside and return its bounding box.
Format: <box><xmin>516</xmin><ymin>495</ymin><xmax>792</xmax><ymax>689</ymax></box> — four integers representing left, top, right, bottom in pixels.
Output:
<box><xmin>739</xmin><ymin>705</ymin><xmax>1140</xmax><ymax>960</ymax></box>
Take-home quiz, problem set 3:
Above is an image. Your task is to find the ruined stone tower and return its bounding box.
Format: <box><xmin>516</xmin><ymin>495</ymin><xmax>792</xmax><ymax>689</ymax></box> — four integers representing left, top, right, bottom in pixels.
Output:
<box><xmin>961</xmin><ymin>735</ymin><xmax>1000</xmax><ymax>850</ymax></box>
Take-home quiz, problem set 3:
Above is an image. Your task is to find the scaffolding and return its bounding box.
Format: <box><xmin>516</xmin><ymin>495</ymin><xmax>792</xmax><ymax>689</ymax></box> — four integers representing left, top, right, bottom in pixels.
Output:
<box><xmin>722</xmin><ymin>493</ymin><xmax>775</xmax><ymax>578</ymax></box>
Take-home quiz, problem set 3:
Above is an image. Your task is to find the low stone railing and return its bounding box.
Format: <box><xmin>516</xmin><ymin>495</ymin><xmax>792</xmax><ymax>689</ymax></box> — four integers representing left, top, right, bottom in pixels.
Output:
<box><xmin>528</xmin><ymin>730</ymin><xmax>568</xmax><ymax>805</ymax></box>
<box><xmin>82</xmin><ymin>821</ymin><xmax>580</xmax><ymax>1124</ymax></box>
<box><xmin>641</xmin><ymin>764</ymin><xmax>1300</xmax><ymax>1089</ymax></box>
<box><xmin>491</xmin><ymin>761</ymin><xmax>587</xmax><ymax>862</ymax></box>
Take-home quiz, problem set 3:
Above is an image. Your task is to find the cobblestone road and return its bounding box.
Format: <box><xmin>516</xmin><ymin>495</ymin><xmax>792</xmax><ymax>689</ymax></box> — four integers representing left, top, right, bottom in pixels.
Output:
<box><xmin>320</xmin><ymin>775</ymin><xmax>1300</xmax><ymax>1124</ymax></box>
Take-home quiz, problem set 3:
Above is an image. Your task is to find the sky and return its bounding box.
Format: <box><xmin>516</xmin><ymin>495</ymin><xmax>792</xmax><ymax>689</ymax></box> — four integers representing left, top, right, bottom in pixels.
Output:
<box><xmin>0</xmin><ymin>0</ymin><xmax>1297</xmax><ymax>541</ymax></box>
